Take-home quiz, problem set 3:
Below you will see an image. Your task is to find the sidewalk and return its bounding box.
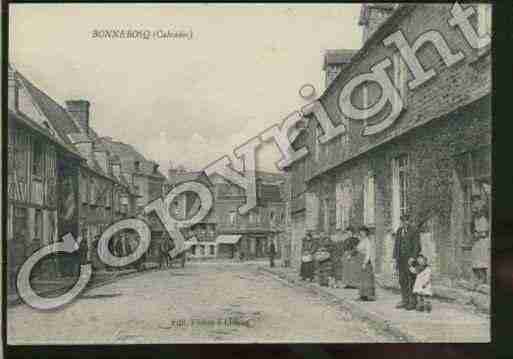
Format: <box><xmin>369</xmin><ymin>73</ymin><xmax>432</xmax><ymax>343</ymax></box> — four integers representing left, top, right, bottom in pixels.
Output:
<box><xmin>7</xmin><ymin>264</ymin><xmax>159</xmax><ymax>307</ymax></box>
<box><xmin>259</xmin><ymin>265</ymin><xmax>490</xmax><ymax>343</ymax></box>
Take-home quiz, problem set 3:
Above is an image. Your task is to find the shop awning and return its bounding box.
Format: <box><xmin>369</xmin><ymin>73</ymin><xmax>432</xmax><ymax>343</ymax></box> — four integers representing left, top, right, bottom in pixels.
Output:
<box><xmin>216</xmin><ymin>235</ymin><xmax>242</xmax><ymax>244</ymax></box>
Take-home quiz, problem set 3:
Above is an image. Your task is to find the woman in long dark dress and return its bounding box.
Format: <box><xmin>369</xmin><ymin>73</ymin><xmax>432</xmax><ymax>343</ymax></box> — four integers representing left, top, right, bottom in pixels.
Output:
<box><xmin>341</xmin><ymin>226</ymin><xmax>361</xmax><ymax>288</ymax></box>
<box><xmin>300</xmin><ymin>233</ymin><xmax>315</xmax><ymax>281</ymax></box>
<box><xmin>356</xmin><ymin>225</ymin><xmax>376</xmax><ymax>301</ymax></box>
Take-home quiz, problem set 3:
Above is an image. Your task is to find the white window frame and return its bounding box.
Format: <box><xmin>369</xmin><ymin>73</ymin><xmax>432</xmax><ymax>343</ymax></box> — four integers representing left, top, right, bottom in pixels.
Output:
<box><xmin>392</xmin><ymin>155</ymin><xmax>409</xmax><ymax>231</ymax></box>
<box><xmin>477</xmin><ymin>4</ymin><xmax>492</xmax><ymax>37</ymax></box>
<box><xmin>335</xmin><ymin>179</ymin><xmax>352</xmax><ymax>230</ymax></box>
<box><xmin>336</xmin><ymin>183</ymin><xmax>342</xmax><ymax>230</ymax></box>
<box><xmin>229</xmin><ymin>210</ymin><xmax>236</xmax><ymax>225</ymax></box>
<box><xmin>363</xmin><ymin>172</ymin><xmax>376</xmax><ymax>226</ymax></box>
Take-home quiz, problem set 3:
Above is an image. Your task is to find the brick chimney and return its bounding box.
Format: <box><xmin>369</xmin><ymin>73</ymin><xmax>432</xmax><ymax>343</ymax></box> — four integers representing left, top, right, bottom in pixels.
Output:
<box><xmin>68</xmin><ymin>133</ymin><xmax>93</xmax><ymax>165</ymax></box>
<box><xmin>65</xmin><ymin>100</ymin><xmax>91</xmax><ymax>135</ymax></box>
<box><xmin>358</xmin><ymin>4</ymin><xmax>397</xmax><ymax>44</ymax></box>
<box><xmin>8</xmin><ymin>66</ymin><xmax>19</xmax><ymax>111</ymax></box>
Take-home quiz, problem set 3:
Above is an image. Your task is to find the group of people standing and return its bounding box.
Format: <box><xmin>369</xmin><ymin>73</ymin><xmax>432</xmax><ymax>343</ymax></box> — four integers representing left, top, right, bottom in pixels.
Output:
<box><xmin>299</xmin><ymin>214</ymin><xmax>433</xmax><ymax>312</ymax></box>
<box><xmin>299</xmin><ymin>225</ymin><xmax>376</xmax><ymax>301</ymax></box>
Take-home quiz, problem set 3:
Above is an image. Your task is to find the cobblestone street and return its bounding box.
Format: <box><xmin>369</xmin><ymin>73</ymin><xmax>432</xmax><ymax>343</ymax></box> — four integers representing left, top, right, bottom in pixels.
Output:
<box><xmin>8</xmin><ymin>262</ymin><xmax>398</xmax><ymax>344</ymax></box>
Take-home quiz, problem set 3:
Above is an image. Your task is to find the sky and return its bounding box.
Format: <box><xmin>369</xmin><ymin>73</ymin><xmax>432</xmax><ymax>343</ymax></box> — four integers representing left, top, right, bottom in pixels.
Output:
<box><xmin>10</xmin><ymin>3</ymin><xmax>362</xmax><ymax>175</ymax></box>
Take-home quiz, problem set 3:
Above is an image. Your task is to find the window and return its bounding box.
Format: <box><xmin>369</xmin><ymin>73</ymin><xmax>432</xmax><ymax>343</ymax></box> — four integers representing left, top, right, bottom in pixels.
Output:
<box><xmin>209</xmin><ymin>245</ymin><xmax>215</xmax><ymax>256</ymax></box>
<box><xmin>477</xmin><ymin>4</ymin><xmax>492</xmax><ymax>37</ymax></box>
<box><xmin>326</xmin><ymin>67</ymin><xmax>340</xmax><ymax>89</ymax></box>
<box><xmin>121</xmin><ymin>195</ymin><xmax>128</xmax><ymax>214</ymax></box>
<box><xmin>34</xmin><ymin>209</ymin><xmax>43</xmax><ymax>240</ymax></box>
<box><xmin>32</xmin><ymin>140</ymin><xmax>44</xmax><ymax>177</ymax></box>
<box><xmin>455</xmin><ymin>146</ymin><xmax>491</xmax><ymax>245</ymax></box>
<box><xmin>90</xmin><ymin>178</ymin><xmax>96</xmax><ymax>205</ymax></box>
<box><xmin>199</xmin><ymin>245</ymin><xmax>205</xmax><ymax>256</ymax></box>
<box><xmin>105</xmin><ymin>188</ymin><xmax>112</xmax><ymax>208</ymax></box>
<box><xmin>338</xmin><ymin>134</ymin><xmax>350</xmax><ymax>158</ymax></box>
<box><xmin>335</xmin><ymin>179</ymin><xmax>353</xmax><ymax>230</ymax></box>
<box><xmin>249</xmin><ymin>211</ymin><xmax>256</xmax><ymax>224</ymax></box>
<box><xmin>364</xmin><ymin>173</ymin><xmax>376</xmax><ymax>226</ymax></box>
<box><xmin>228</xmin><ymin>211</ymin><xmax>237</xmax><ymax>225</ymax></box>
<box><xmin>81</xmin><ymin>175</ymin><xmax>89</xmax><ymax>204</ymax></box>
<box><xmin>392</xmin><ymin>155</ymin><xmax>409</xmax><ymax>230</ymax></box>
<box><xmin>13</xmin><ymin>207</ymin><xmax>29</xmax><ymax>249</ymax></box>
<box><xmin>323</xmin><ymin>198</ymin><xmax>330</xmax><ymax>231</ymax></box>
<box><xmin>393</xmin><ymin>53</ymin><xmax>408</xmax><ymax>107</ymax></box>
<box><xmin>12</xmin><ymin>132</ymin><xmax>29</xmax><ymax>183</ymax></box>
<box><xmin>191</xmin><ymin>245</ymin><xmax>196</xmax><ymax>256</ymax></box>
<box><xmin>134</xmin><ymin>161</ymin><xmax>140</xmax><ymax>172</ymax></box>
<box><xmin>113</xmin><ymin>190</ymin><xmax>119</xmax><ymax>212</ymax></box>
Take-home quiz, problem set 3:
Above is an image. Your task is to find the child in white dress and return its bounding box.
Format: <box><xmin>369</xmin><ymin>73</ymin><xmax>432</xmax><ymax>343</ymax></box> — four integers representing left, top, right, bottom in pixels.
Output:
<box><xmin>409</xmin><ymin>254</ymin><xmax>432</xmax><ymax>312</ymax></box>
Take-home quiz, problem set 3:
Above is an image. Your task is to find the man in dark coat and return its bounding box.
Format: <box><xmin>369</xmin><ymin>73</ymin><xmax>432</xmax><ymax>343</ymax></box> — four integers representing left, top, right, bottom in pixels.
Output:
<box><xmin>393</xmin><ymin>214</ymin><xmax>422</xmax><ymax>310</ymax></box>
<box><xmin>79</xmin><ymin>236</ymin><xmax>90</xmax><ymax>265</ymax></box>
<box><xmin>159</xmin><ymin>238</ymin><xmax>172</xmax><ymax>270</ymax></box>
<box><xmin>269</xmin><ymin>240</ymin><xmax>277</xmax><ymax>268</ymax></box>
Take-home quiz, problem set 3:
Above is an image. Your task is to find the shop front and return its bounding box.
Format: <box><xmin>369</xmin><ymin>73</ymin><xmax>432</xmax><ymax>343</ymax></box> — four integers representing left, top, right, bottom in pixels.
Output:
<box><xmin>216</xmin><ymin>235</ymin><xmax>242</xmax><ymax>259</ymax></box>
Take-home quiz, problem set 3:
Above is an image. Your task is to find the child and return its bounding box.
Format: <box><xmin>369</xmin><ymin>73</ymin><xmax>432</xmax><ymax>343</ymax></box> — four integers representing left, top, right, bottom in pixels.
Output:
<box><xmin>409</xmin><ymin>254</ymin><xmax>433</xmax><ymax>312</ymax></box>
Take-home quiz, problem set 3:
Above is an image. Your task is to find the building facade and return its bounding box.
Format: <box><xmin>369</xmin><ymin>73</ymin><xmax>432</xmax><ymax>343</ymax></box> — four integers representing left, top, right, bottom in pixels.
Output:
<box><xmin>167</xmin><ymin>169</ymin><xmax>218</xmax><ymax>260</ymax></box>
<box><xmin>8</xmin><ymin>65</ymin><xmax>162</xmax><ymax>281</ymax></box>
<box><xmin>211</xmin><ymin>172</ymin><xmax>287</xmax><ymax>260</ymax></box>
<box><xmin>95</xmin><ymin>136</ymin><xmax>167</xmax><ymax>264</ymax></box>
<box><xmin>164</xmin><ymin>168</ymin><xmax>287</xmax><ymax>261</ymax></box>
<box><xmin>285</xmin><ymin>3</ymin><xmax>492</xmax><ymax>288</ymax></box>
<box><xmin>7</xmin><ymin>88</ymin><xmax>84</xmax><ymax>289</ymax></box>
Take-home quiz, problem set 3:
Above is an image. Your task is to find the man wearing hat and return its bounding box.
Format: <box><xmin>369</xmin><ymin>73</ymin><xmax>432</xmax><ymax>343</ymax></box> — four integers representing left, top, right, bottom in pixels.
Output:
<box><xmin>393</xmin><ymin>213</ymin><xmax>422</xmax><ymax>310</ymax></box>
